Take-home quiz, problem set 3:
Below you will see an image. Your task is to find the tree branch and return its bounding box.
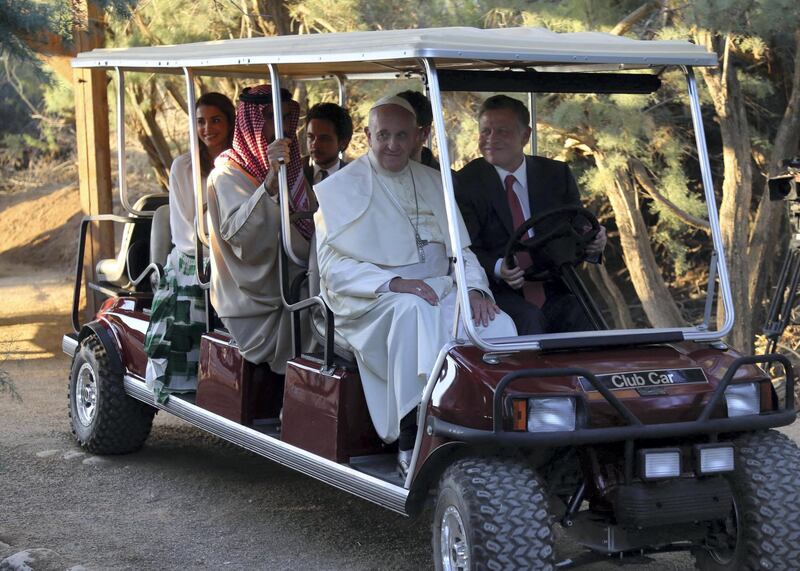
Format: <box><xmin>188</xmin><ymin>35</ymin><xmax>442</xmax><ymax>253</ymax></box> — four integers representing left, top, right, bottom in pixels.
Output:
<box><xmin>610</xmin><ymin>1</ymin><xmax>660</xmax><ymax>36</ymax></box>
<box><xmin>629</xmin><ymin>158</ymin><xmax>710</xmax><ymax>230</ymax></box>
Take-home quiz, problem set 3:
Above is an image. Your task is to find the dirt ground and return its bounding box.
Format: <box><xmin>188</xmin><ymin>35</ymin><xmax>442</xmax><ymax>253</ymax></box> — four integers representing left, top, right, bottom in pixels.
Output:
<box><xmin>0</xmin><ymin>177</ymin><xmax>796</xmax><ymax>570</ymax></box>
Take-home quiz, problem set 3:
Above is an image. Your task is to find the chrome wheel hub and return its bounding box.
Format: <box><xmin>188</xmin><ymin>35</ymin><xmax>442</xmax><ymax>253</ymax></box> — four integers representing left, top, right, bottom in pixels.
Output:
<box><xmin>75</xmin><ymin>363</ymin><xmax>98</xmax><ymax>426</ymax></box>
<box><xmin>441</xmin><ymin>505</ymin><xmax>470</xmax><ymax>571</ymax></box>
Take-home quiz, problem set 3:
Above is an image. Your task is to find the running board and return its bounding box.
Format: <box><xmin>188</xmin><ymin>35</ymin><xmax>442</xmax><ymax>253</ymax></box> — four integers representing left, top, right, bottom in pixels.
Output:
<box><xmin>123</xmin><ymin>375</ymin><xmax>409</xmax><ymax>515</ymax></box>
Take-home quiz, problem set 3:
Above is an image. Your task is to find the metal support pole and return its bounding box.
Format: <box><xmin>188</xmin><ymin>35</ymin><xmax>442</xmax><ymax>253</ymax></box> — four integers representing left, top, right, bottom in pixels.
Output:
<box><xmin>183</xmin><ymin>68</ymin><xmax>208</xmax><ymax>249</ymax></box>
<box><xmin>528</xmin><ymin>92</ymin><xmax>537</xmax><ymax>155</ymax></box>
<box><xmin>115</xmin><ymin>68</ymin><xmax>151</xmax><ymax>217</ymax></box>
<box><xmin>684</xmin><ymin>67</ymin><xmax>734</xmax><ymax>338</ymax></box>
<box><xmin>423</xmin><ymin>58</ymin><xmax>502</xmax><ymax>352</ymax></box>
<box><xmin>335</xmin><ymin>74</ymin><xmax>346</xmax><ymax>106</ymax></box>
<box><xmin>268</xmin><ymin>64</ymin><xmax>307</xmax><ymax>269</ymax></box>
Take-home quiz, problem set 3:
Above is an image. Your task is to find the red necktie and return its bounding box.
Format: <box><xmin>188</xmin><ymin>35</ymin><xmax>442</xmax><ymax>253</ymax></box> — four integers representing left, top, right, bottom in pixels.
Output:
<box><xmin>505</xmin><ymin>174</ymin><xmax>546</xmax><ymax>307</ymax></box>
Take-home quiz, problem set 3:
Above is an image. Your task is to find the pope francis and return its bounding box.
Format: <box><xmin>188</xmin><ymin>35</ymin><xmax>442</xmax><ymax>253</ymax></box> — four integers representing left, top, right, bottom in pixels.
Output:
<box><xmin>313</xmin><ymin>95</ymin><xmax>517</xmax><ymax>475</ymax></box>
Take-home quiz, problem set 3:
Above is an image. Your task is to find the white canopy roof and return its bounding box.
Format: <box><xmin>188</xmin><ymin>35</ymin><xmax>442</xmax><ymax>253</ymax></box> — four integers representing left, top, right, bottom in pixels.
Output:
<box><xmin>72</xmin><ymin>26</ymin><xmax>717</xmax><ymax>76</ymax></box>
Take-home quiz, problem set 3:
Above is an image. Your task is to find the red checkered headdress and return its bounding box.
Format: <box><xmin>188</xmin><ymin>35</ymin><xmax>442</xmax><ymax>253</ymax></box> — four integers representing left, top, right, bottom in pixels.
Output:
<box><xmin>219</xmin><ymin>84</ymin><xmax>313</xmax><ymax>240</ymax></box>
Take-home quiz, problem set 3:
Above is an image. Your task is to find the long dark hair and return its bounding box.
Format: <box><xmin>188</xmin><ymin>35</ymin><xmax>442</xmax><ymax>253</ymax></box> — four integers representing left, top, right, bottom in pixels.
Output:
<box><xmin>196</xmin><ymin>92</ymin><xmax>235</xmax><ymax>176</ymax></box>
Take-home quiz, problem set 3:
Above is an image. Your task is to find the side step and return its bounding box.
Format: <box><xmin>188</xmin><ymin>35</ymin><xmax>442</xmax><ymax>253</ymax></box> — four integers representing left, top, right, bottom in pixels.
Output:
<box><xmin>123</xmin><ymin>375</ymin><xmax>409</xmax><ymax>515</ymax></box>
<box><xmin>62</xmin><ymin>333</ymin><xmax>79</xmax><ymax>356</ymax></box>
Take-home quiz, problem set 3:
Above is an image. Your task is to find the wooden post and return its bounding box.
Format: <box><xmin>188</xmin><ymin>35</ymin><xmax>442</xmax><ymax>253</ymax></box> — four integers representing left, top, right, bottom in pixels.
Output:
<box><xmin>73</xmin><ymin>1</ymin><xmax>113</xmax><ymax>319</ymax></box>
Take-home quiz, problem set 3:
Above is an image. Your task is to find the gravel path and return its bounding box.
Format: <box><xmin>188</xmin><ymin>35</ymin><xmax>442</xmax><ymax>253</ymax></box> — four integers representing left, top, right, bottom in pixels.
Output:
<box><xmin>1</xmin><ymin>266</ymin><xmax>796</xmax><ymax>570</ymax></box>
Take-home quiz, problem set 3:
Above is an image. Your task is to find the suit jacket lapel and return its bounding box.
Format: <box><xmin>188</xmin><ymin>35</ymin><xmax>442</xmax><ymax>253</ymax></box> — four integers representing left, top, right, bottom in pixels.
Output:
<box><xmin>483</xmin><ymin>160</ymin><xmax>514</xmax><ymax>235</ymax></box>
<box><xmin>302</xmin><ymin>157</ymin><xmax>314</xmax><ymax>185</ymax></box>
<box><xmin>526</xmin><ymin>155</ymin><xmax>539</xmax><ymax>213</ymax></box>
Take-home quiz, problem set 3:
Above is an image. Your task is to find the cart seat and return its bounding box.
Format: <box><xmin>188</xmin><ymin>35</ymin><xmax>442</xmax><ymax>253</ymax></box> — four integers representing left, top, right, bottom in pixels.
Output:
<box><xmin>96</xmin><ymin>193</ymin><xmax>169</xmax><ymax>288</ymax></box>
<box><xmin>307</xmin><ymin>235</ymin><xmax>356</xmax><ymax>362</ymax></box>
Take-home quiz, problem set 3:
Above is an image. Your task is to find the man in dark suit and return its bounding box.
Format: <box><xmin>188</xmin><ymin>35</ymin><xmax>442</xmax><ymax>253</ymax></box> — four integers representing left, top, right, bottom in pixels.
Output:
<box><xmin>455</xmin><ymin>95</ymin><xmax>607</xmax><ymax>335</ymax></box>
<box><xmin>302</xmin><ymin>102</ymin><xmax>353</xmax><ymax>187</ymax></box>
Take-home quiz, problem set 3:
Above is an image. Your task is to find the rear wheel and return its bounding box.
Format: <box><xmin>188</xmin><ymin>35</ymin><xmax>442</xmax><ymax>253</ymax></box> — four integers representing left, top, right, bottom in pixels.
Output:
<box><xmin>693</xmin><ymin>430</ymin><xmax>800</xmax><ymax>570</ymax></box>
<box><xmin>432</xmin><ymin>456</ymin><xmax>555</xmax><ymax>570</ymax></box>
<box><xmin>69</xmin><ymin>335</ymin><xmax>156</xmax><ymax>454</ymax></box>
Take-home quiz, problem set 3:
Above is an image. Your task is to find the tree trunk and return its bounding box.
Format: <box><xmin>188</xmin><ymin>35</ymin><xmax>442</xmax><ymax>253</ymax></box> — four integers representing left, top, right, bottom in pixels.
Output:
<box><xmin>252</xmin><ymin>0</ymin><xmax>293</xmax><ymax>36</ymax></box>
<box><xmin>696</xmin><ymin>31</ymin><xmax>754</xmax><ymax>352</ymax></box>
<box><xmin>128</xmin><ymin>83</ymin><xmax>172</xmax><ymax>191</ymax></box>
<box><xmin>747</xmin><ymin>31</ymin><xmax>800</xmax><ymax>331</ymax></box>
<box><xmin>595</xmin><ymin>152</ymin><xmax>686</xmax><ymax>327</ymax></box>
<box><xmin>583</xmin><ymin>263</ymin><xmax>636</xmax><ymax>329</ymax></box>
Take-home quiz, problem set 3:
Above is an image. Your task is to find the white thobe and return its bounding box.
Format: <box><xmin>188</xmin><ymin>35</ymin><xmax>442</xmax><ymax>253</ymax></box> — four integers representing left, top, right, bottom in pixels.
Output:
<box><xmin>314</xmin><ymin>153</ymin><xmax>516</xmax><ymax>442</ymax></box>
<box><xmin>207</xmin><ymin>161</ymin><xmax>312</xmax><ymax>372</ymax></box>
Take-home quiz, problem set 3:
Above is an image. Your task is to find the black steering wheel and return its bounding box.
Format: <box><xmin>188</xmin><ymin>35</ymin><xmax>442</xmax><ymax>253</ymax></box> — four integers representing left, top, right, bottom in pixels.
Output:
<box><xmin>502</xmin><ymin>206</ymin><xmax>600</xmax><ymax>281</ymax></box>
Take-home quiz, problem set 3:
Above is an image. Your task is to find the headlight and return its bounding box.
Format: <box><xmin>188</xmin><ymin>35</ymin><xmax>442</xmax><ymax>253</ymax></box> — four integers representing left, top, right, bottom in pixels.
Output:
<box><xmin>527</xmin><ymin>397</ymin><xmax>576</xmax><ymax>432</ymax></box>
<box><xmin>724</xmin><ymin>382</ymin><xmax>760</xmax><ymax>417</ymax></box>
<box><xmin>695</xmin><ymin>444</ymin><xmax>735</xmax><ymax>474</ymax></box>
<box><xmin>639</xmin><ymin>448</ymin><xmax>681</xmax><ymax>480</ymax></box>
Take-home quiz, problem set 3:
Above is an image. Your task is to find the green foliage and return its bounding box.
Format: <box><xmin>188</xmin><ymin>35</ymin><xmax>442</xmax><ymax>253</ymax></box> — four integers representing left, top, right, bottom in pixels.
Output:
<box><xmin>0</xmin><ymin>0</ymin><xmax>68</xmax><ymax>59</ymax></box>
<box><xmin>0</xmin><ymin>54</ymin><xmax>72</xmax><ymax>168</ymax></box>
<box><xmin>688</xmin><ymin>0</ymin><xmax>800</xmax><ymax>39</ymax></box>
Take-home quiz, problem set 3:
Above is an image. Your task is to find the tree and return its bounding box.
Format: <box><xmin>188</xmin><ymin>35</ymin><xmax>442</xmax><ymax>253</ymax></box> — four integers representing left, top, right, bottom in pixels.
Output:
<box><xmin>675</xmin><ymin>0</ymin><xmax>800</xmax><ymax>351</ymax></box>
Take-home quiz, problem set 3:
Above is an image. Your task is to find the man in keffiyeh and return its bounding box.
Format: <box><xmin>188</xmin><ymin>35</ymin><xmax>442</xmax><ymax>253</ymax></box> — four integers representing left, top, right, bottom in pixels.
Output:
<box><xmin>207</xmin><ymin>84</ymin><xmax>314</xmax><ymax>370</ymax></box>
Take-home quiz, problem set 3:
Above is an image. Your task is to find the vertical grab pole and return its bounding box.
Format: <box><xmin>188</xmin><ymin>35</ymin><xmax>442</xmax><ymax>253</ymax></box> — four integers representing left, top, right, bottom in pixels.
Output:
<box><xmin>528</xmin><ymin>92</ymin><xmax>537</xmax><ymax>156</ymax></box>
<box><xmin>684</xmin><ymin>67</ymin><xmax>734</xmax><ymax>337</ymax></box>
<box><xmin>423</xmin><ymin>58</ymin><xmax>498</xmax><ymax>352</ymax></box>
<box><xmin>115</xmin><ymin>68</ymin><xmax>154</xmax><ymax>217</ymax></box>
<box><xmin>114</xmin><ymin>67</ymin><xmax>153</xmax><ymax>218</ymax></box>
<box><xmin>268</xmin><ymin>64</ymin><xmax>307</xmax><ymax>272</ymax></box>
<box><xmin>335</xmin><ymin>74</ymin><xmax>346</xmax><ymax>107</ymax></box>
<box><xmin>335</xmin><ymin>74</ymin><xmax>347</xmax><ymax>161</ymax></box>
<box><xmin>184</xmin><ymin>68</ymin><xmax>211</xmax><ymax>287</ymax></box>
<box><xmin>115</xmin><ymin>68</ymin><xmax>150</xmax><ymax>217</ymax></box>
<box><xmin>184</xmin><ymin>68</ymin><xmax>208</xmax><ymax>249</ymax></box>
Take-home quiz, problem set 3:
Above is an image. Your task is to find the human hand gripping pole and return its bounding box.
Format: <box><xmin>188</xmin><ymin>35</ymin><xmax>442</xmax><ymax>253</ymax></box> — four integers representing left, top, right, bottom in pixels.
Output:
<box><xmin>264</xmin><ymin>138</ymin><xmax>291</xmax><ymax>196</ymax></box>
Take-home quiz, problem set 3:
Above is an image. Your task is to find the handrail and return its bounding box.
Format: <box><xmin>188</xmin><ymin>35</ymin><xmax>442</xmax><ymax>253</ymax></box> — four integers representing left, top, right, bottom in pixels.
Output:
<box><xmin>277</xmin><ymin>250</ymin><xmax>335</xmax><ymax>373</ymax></box>
<box><xmin>128</xmin><ymin>262</ymin><xmax>164</xmax><ymax>288</ymax></box>
<box><xmin>72</xmin><ymin>213</ymin><xmax>147</xmax><ymax>333</ymax></box>
<box><xmin>182</xmin><ymin>67</ymin><xmax>212</xmax><ymax>286</ymax></box>
<box><xmin>268</xmin><ymin>63</ymin><xmax>307</xmax><ymax>270</ymax></box>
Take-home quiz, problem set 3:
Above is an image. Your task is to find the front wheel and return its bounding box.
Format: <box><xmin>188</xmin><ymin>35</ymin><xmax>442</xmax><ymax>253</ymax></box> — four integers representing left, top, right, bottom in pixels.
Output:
<box><xmin>432</xmin><ymin>456</ymin><xmax>555</xmax><ymax>570</ymax></box>
<box><xmin>69</xmin><ymin>335</ymin><xmax>156</xmax><ymax>454</ymax></box>
<box><xmin>693</xmin><ymin>430</ymin><xmax>800</xmax><ymax>570</ymax></box>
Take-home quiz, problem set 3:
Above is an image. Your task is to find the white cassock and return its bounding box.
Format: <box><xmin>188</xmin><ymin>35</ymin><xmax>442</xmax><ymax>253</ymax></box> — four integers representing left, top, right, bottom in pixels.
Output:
<box><xmin>314</xmin><ymin>152</ymin><xmax>517</xmax><ymax>443</ymax></box>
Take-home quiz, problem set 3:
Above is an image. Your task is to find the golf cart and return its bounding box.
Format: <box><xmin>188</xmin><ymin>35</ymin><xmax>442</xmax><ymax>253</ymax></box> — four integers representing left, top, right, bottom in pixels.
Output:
<box><xmin>63</xmin><ymin>27</ymin><xmax>800</xmax><ymax>569</ymax></box>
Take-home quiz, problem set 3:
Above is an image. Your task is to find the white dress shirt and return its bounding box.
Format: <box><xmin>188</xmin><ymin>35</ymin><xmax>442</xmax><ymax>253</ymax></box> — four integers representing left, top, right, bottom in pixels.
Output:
<box><xmin>313</xmin><ymin>159</ymin><xmax>343</xmax><ymax>183</ymax></box>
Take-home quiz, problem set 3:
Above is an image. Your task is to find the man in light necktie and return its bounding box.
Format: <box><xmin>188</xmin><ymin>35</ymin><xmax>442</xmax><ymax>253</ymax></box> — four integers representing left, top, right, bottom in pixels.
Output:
<box><xmin>302</xmin><ymin>102</ymin><xmax>353</xmax><ymax>189</ymax></box>
<box><xmin>455</xmin><ymin>95</ymin><xmax>607</xmax><ymax>335</ymax></box>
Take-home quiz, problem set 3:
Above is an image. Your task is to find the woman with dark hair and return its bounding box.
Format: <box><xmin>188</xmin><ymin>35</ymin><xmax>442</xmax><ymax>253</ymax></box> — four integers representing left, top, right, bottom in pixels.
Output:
<box><xmin>144</xmin><ymin>92</ymin><xmax>235</xmax><ymax>402</ymax></box>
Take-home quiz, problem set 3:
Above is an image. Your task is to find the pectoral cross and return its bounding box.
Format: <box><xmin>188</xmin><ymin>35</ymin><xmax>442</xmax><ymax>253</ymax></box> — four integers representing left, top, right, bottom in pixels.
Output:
<box><xmin>415</xmin><ymin>231</ymin><xmax>428</xmax><ymax>263</ymax></box>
